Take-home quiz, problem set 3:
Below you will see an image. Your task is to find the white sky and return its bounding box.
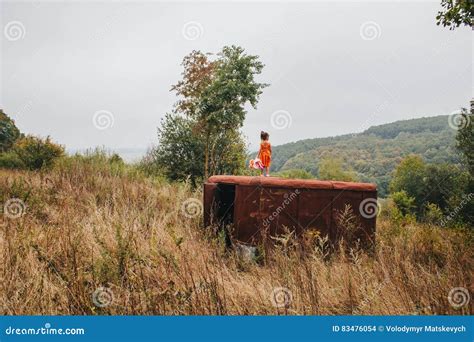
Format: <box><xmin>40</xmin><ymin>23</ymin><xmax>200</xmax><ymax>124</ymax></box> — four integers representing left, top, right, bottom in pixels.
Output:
<box><xmin>1</xmin><ymin>0</ymin><xmax>472</xmax><ymax>152</ymax></box>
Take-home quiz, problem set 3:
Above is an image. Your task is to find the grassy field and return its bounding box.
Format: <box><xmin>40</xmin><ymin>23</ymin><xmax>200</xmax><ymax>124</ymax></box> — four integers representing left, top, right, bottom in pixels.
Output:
<box><xmin>0</xmin><ymin>156</ymin><xmax>472</xmax><ymax>315</ymax></box>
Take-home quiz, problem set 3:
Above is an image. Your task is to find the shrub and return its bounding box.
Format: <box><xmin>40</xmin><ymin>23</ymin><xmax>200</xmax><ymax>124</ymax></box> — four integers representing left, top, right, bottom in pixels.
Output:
<box><xmin>14</xmin><ymin>135</ymin><xmax>65</xmax><ymax>170</ymax></box>
<box><xmin>109</xmin><ymin>153</ymin><xmax>124</xmax><ymax>165</ymax></box>
<box><xmin>424</xmin><ymin>203</ymin><xmax>444</xmax><ymax>225</ymax></box>
<box><xmin>391</xmin><ymin>190</ymin><xmax>415</xmax><ymax>216</ymax></box>
<box><xmin>136</xmin><ymin>150</ymin><xmax>165</xmax><ymax>177</ymax></box>
<box><xmin>0</xmin><ymin>151</ymin><xmax>25</xmax><ymax>169</ymax></box>
<box><xmin>389</xmin><ymin>155</ymin><xmax>426</xmax><ymax>216</ymax></box>
<box><xmin>390</xmin><ymin>156</ymin><xmax>472</xmax><ymax>224</ymax></box>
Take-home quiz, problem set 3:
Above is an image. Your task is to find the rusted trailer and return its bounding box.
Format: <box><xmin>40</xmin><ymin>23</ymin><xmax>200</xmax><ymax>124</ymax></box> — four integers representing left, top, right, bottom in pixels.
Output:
<box><xmin>204</xmin><ymin>175</ymin><xmax>377</xmax><ymax>246</ymax></box>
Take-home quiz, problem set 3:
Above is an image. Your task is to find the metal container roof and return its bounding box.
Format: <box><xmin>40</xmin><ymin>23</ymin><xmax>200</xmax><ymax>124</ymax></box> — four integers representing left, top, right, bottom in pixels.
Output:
<box><xmin>207</xmin><ymin>175</ymin><xmax>376</xmax><ymax>192</ymax></box>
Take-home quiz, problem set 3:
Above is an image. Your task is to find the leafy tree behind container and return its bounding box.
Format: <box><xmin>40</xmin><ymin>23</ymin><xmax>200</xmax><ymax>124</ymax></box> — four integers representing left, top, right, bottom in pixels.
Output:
<box><xmin>151</xmin><ymin>46</ymin><xmax>268</xmax><ymax>183</ymax></box>
<box><xmin>389</xmin><ymin>154</ymin><xmax>471</xmax><ymax>225</ymax></box>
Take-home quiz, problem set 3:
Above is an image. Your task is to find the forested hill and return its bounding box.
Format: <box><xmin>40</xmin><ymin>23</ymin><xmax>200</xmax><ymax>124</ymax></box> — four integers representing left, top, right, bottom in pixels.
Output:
<box><xmin>270</xmin><ymin>115</ymin><xmax>460</xmax><ymax>197</ymax></box>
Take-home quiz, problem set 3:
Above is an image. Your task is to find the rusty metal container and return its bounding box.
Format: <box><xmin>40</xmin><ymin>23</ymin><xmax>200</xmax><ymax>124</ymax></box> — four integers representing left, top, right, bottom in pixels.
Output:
<box><xmin>204</xmin><ymin>175</ymin><xmax>377</xmax><ymax>246</ymax></box>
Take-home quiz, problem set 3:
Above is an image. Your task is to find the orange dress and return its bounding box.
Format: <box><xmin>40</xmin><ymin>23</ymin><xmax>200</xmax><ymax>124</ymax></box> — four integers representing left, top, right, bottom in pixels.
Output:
<box><xmin>259</xmin><ymin>141</ymin><xmax>272</xmax><ymax>168</ymax></box>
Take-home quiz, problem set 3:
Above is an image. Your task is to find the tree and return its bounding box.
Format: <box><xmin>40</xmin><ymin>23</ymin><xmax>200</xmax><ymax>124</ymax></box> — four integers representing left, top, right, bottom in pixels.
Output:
<box><xmin>390</xmin><ymin>155</ymin><xmax>471</xmax><ymax>224</ymax></box>
<box><xmin>318</xmin><ymin>157</ymin><xmax>358</xmax><ymax>182</ymax></box>
<box><xmin>171</xmin><ymin>51</ymin><xmax>216</xmax><ymax>120</ymax></box>
<box><xmin>455</xmin><ymin>108</ymin><xmax>473</xmax><ymax>176</ymax></box>
<box><xmin>150</xmin><ymin>113</ymin><xmax>248</xmax><ymax>186</ymax></box>
<box><xmin>389</xmin><ymin>155</ymin><xmax>426</xmax><ymax>216</ymax></box>
<box><xmin>210</xmin><ymin>129</ymin><xmax>247</xmax><ymax>176</ymax></box>
<box><xmin>276</xmin><ymin>169</ymin><xmax>314</xmax><ymax>179</ymax></box>
<box><xmin>422</xmin><ymin>163</ymin><xmax>469</xmax><ymax>216</ymax></box>
<box><xmin>0</xmin><ymin>109</ymin><xmax>21</xmax><ymax>152</ymax></box>
<box><xmin>391</xmin><ymin>190</ymin><xmax>416</xmax><ymax>216</ymax></box>
<box><xmin>455</xmin><ymin>107</ymin><xmax>474</xmax><ymax>225</ymax></box>
<box><xmin>171</xmin><ymin>46</ymin><xmax>268</xmax><ymax>179</ymax></box>
<box><xmin>151</xmin><ymin>113</ymin><xmax>204</xmax><ymax>185</ymax></box>
<box><xmin>436</xmin><ymin>0</ymin><xmax>473</xmax><ymax>30</ymax></box>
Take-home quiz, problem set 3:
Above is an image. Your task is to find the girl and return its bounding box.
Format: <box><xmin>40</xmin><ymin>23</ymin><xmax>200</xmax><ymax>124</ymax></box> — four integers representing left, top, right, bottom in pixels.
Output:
<box><xmin>258</xmin><ymin>131</ymin><xmax>272</xmax><ymax>177</ymax></box>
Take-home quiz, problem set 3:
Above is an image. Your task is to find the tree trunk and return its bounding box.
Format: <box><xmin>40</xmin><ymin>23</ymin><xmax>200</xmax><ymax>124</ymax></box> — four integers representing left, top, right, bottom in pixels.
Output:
<box><xmin>209</xmin><ymin>135</ymin><xmax>218</xmax><ymax>176</ymax></box>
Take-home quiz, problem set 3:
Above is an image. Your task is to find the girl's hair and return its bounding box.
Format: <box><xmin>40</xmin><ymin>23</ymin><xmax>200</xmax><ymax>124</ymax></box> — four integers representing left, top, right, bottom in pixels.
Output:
<box><xmin>260</xmin><ymin>131</ymin><xmax>269</xmax><ymax>141</ymax></box>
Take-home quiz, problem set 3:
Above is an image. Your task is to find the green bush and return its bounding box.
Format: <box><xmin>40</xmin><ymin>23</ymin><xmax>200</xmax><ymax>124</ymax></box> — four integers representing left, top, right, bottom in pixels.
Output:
<box><xmin>0</xmin><ymin>151</ymin><xmax>25</xmax><ymax>169</ymax></box>
<box><xmin>109</xmin><ymin>153</ymin><xmax>124</xmax><ymax>165</ymax></box>
<box><xmin>14</xmin><ymin>135</ymin><xmax>65</xmax><ymax>170</ymax></box>
<box><xmin>391</xmin><ymin>190</ymin><xmax>415</xmax><ymax>217</ymax></box>
<box><xmin>424</xmin><ymin>203</ymin><xmax>444</xmax><ymax>225</ymax></box>
<box><xmin>136</xmin><ymin>151</ymin><xmax>165</xmax><ymax>177</ymax></box>
<box><xmin>389</xmin><ymin>155</ymin><xmax>473</xmax><ymax>226</ymax></box>
<box><xmin>0</xmin><ymin>109</ymin><xmax>22</xmax><ymax>152</ymax></box>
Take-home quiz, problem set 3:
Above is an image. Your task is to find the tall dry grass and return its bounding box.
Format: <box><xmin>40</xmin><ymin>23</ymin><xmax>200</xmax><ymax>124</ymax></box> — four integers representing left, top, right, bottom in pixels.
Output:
<box><xmin>0</xmin><ymin>156</ymin><xmax>472</xmax><ymax>315</ymax></box>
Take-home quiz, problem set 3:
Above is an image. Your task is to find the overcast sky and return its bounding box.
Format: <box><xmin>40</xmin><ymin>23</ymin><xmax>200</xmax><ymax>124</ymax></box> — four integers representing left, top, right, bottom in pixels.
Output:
<box><xmin>1</xmin><ymin>1</ymin><xmax>472</xmax><ymax>155</ymax></box>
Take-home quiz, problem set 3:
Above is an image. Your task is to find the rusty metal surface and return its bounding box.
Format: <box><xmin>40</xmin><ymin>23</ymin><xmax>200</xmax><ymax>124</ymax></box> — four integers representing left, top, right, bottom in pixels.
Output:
<box><xmin>204</xmin><ymin>176</ymin><xmax>377</xmax><ymax>246</ymax></box>
<box><xmin>208</xmin><ymin>175</ymin><xmax>376</xmax><ymax>191</ymax></box>
<box><xmin>298</xmin><ymin>189</ymin><xmax>334</xmax><ymax>239</ymax></box>
<box><xmin>233</xmin><ymin>185</ymin><xmax>261</xmax><ymax>244</ymax></box>
<box><xmin>259</xmin><ymin>187</ymin><xmax>300</xmax><ymax>238</ymax></box>
<box><xmin>203</xmin><ymin>183</ymin><xmax>218</xmax><ymax>227</ymax></box>
<box><xmin>360</xmin><ymin>191</ymin><xmax>378</xmax><ymax>244</ymax></box>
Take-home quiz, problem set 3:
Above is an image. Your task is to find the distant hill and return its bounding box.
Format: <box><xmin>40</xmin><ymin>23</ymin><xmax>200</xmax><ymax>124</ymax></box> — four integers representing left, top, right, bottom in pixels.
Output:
<box><xmin>269</xmin><ymin>115</ymin><xmax>460</xmax><ymax>197</ymax></box>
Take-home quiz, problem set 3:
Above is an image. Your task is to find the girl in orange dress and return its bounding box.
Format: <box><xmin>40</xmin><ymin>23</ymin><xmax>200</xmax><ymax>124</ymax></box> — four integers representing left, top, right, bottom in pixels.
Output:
<box><xmin>258</xmin><ymin>131</ymin><xmax>272</xmax><ymax>177</ymax></box>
